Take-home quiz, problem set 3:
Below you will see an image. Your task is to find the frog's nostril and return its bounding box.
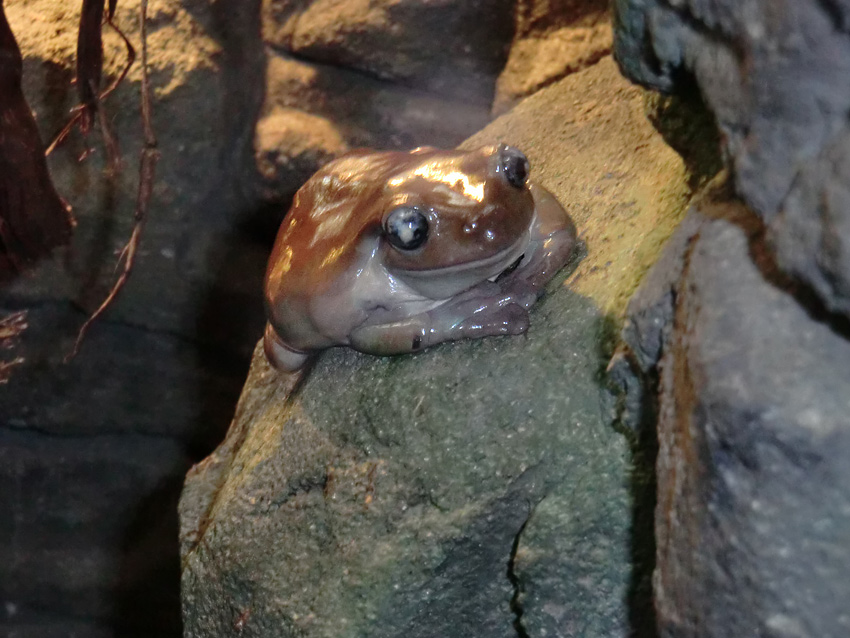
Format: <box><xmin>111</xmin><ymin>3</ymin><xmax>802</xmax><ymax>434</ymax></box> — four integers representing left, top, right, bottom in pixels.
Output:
<box><xmin>498</xmin><ymin>145</ymin><xmax>530</xmax><ymax>189</ymax></box>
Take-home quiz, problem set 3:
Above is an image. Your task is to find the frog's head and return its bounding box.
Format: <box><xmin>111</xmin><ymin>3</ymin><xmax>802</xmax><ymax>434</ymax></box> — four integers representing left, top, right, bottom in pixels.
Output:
<box><xmin>379</xmin><ymin>144</ymin><xmax>536</xmax><ymax>298</ymax></box>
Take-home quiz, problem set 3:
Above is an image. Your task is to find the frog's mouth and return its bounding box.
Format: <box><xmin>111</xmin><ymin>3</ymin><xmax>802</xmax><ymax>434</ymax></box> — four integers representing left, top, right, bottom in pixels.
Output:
<box><xmin>394</xmin><ymin>232</ymin><xmax>530</xmax><ymax>299</ymax></box>
<box><xmin>489</xmin><ymin>253</ymin><xmax>524</xmax><ymax>283</ymax></box>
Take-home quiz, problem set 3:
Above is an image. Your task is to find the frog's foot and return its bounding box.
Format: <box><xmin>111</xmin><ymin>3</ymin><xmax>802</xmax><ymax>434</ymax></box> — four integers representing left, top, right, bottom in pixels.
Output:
<box><xmin>348</xmin><ymin>297</ymin><xmax>529</xmax><ymax>356</ymax></box>
<box><xmin>264</xmin><ymin>323</ymin><xmax>310</xmax><ymax>372</ymax></box>
<box><xmin>454</xmin><ymin>301</ymin><xmax>530</xmax><ymax>339</ymax></box>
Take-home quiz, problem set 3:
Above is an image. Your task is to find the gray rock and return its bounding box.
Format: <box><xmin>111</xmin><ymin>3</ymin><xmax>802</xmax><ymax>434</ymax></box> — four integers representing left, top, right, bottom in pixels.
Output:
<box><xmin>614</xmin><ymin>181</ymin><xmax>850</xmax><ymax>638</ymax></box>
<box><xmin>769</xmin><ymin>129</ymin><xmax>850</xmax><ymax>318</ymax></box>
<box><xmin>1</xmin><ymin>303</ymin><xmax>245</xmax><ymax>445</ymax></box>
<box><xmin>612</xmin><ymin>0</ymin><xmax>850</xmax><ymax>319</ymax></box>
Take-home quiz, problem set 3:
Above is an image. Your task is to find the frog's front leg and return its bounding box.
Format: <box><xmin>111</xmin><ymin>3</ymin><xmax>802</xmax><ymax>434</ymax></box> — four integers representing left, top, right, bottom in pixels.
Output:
<box><xmin>348</xmin><ymin>294</ymin><xmax>530</xmax><ymax>356</ymax></box>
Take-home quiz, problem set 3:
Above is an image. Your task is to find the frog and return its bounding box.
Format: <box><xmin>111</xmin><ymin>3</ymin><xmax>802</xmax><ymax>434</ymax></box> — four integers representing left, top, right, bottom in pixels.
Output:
<box><xmin>263</xmin><ymin>144</ymin><xmax>577</xmax><ymax>371</ymax></box>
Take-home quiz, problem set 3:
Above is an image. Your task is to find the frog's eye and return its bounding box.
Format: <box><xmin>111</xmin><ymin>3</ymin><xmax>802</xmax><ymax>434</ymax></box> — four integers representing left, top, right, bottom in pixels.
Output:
<box><xmin>384</xmin><ymin>205</ymin><xmax>429</xmax><ymax>251</ymax></box>
<box><xmin>498</xmin><ymin>145</ymin><xmax>530</xmax><ymax>189</ymax></box>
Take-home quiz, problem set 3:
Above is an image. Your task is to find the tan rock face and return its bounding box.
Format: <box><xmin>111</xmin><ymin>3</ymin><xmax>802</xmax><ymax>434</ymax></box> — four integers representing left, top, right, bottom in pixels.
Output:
<box><xmin>493</xmin><ymin>0</ymin><xmax>612</xmax><ymax>115</ymax></box>
<box><xmin>263</xmin><ymin>0</ymin><xmax>514</xmax><ymax>102</ymax></box>
<box><xmin>5</xmin><ymin>0</ymin><xmax>266</xmax><ymax>339</ymax></box>
<box><xmin>255</xmin><ymin>50</ymin><xmax>492</xmax><ymax>201</ymax></box>
<box><xmin>255</xmin><ymin>0</ymin><xmax>621</xmax><ymax>204</ymax></box>
<box><xmin>255</xmin><ymin>107</ymin><xmax>350</xmax><ymax>199</ymax></box>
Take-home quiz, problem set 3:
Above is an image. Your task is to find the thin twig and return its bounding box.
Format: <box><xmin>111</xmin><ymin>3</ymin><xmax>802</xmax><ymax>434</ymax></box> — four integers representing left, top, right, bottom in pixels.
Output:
<box><xmin>45</xmin><ymin>1</ymin><xmax>136</xmax><ymax>158</ymax></box>
<box><xmin>67</xmin><ymin>0</ymin><xmax>158</xmax><ymax>360</ymax></box>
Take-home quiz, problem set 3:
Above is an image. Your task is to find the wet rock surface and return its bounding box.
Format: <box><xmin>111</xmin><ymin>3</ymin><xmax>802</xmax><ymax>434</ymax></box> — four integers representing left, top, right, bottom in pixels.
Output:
<box><xmin>180</xmin><ymin>56</ymin><xmax>693</xmax><ymax>638</ymax></box>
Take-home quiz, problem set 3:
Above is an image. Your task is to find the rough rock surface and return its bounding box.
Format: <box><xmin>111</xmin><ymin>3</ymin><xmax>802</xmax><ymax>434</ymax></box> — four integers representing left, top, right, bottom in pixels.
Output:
<box><xmin>493</xmin><ymin>0</ymin><xmax>612</xmax><ymax>114</ymax></box>
<box><xmin>180</xmin><ymin>56</ymin><xmax>693</xmax><ymax>638</ymax></box>
<box><xmin>611</xmin><ymin>3</ymin><xmax>850</xmax><ymax>635</ymax></box>
<box><xmin>466</xmin><ymin>57</ymin><xmax>692</xmax><ymax>319</ymax></box>
<box><xmin>0</xmin><ymin>428</ymin><xmax>188</xmax><ymax>636</ymax></box>
<box><xmin>5</xmin><ymin>0</ymin><xmax>267</xmax><ymax>340</ymax></box>
<box><xmin>612</xmin><ymin>0</ymin><xmax>850</xmax><ymax>319</ymax></box>
<box><xmin>182</xmin><ymin>293</ymin><xmax>630</xmax><ymax>638</ymax></box>
<box><xmin>613</xmin><ymin>179</ymin><xmax>850</xmax><ymax>638</ymax></box>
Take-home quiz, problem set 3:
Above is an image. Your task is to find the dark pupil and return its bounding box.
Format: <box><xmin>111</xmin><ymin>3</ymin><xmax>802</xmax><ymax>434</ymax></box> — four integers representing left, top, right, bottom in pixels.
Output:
<box><xmin>385</xmin><ymin>206</ymin><xmax>428</xmax><ymax>250</ymax></box>
<box><xmin>500</xmin><ymin>146</ymin><xmax>530</xmax><ymax>188</ymax></box>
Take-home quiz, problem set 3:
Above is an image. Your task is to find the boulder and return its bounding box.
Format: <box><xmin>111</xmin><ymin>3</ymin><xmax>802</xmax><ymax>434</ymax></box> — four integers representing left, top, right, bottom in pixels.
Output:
<box><xmin>180</xmin><ymin>56</ymin><xmax>693</xmax><ymax>638</ymax></box>
<box><xmin>615</xmin><ymin>180</ymin><xmax>850</xmax><ymax>638</ymax></box>
<box><xmin>611</xmin><ymin>4</ymin><xmax>850</xmax><ymax>634</ymax></box>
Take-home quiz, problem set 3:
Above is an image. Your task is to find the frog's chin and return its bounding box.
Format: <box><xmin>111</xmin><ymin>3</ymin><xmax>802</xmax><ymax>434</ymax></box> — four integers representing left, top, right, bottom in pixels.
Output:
<box><xmin>392</xmin><ymin>231</ymin><xmax>531</xmax><ymax>299</ymax></box>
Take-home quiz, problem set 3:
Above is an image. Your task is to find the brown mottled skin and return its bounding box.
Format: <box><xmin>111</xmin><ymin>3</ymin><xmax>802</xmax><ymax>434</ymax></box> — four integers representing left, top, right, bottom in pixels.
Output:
<box><xmin>263</xmin><ymin>145</ymin><xmax>577</xmax><ymax>371</ymax></box>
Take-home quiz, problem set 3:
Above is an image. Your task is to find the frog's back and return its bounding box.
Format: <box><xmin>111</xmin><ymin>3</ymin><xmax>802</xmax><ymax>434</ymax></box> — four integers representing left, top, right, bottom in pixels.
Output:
<box><xmin>265</xmin><ymin>150</ymin><xmax>417</xmax><ymax>300</ymax></box>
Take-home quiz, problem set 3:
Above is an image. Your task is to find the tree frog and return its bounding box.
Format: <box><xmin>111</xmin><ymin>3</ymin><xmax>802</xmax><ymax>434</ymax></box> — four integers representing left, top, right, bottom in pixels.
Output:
<box><xmin>263</xmin><ymin>144</ymin><xmax>577</xmax><ymax>371</ymax></box>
